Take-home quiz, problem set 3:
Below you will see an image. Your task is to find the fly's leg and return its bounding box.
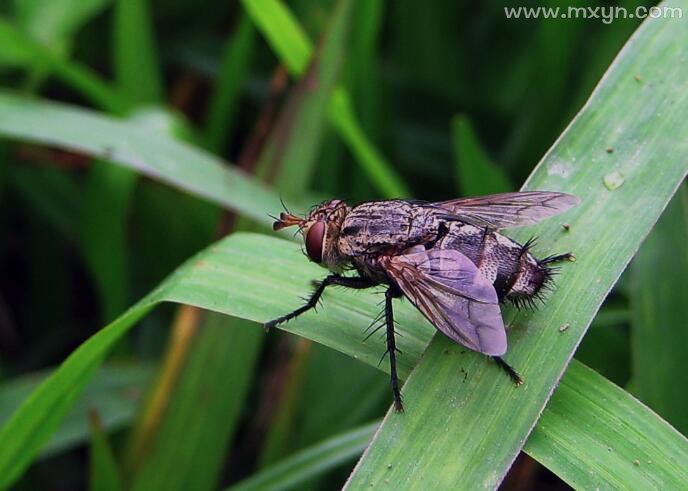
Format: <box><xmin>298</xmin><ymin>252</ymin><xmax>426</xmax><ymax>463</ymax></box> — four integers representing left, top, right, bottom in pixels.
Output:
<box><xmin>383</xmin><ymin>286</ymin><xmax>404</xmax><ymax>412</ymax></box>
<box><xmin>539</xmin><ymin>252</ymin><xmax>575</xmax><ymax>265</ymax></box>
<box><xmin>492</xmin><ymin>356</ymin><xmax>524</xmax><ymax>385</ymax></box>
<box><xmin>264</xmin><ymin>274</ymin><xmax>376</xmax><ymax>331</ymax></box>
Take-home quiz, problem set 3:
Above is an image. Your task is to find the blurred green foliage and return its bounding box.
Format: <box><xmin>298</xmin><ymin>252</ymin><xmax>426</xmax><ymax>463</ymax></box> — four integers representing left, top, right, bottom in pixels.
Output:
<box><xmin>0</xmin><ymin>0</ymin><xmax>685</xmax><ymax>489</ymax></box>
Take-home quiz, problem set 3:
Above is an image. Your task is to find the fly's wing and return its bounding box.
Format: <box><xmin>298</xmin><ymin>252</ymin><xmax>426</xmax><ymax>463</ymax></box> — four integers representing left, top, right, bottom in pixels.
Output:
<box><xmin>383</xmin><ymin>248</ymin><xmax>507</xmax><ymax>356</ymax></box>
<box><xmin>432</xmin><ymin>191</ymin><xmax>579</xmax><ymax>229</ymax></box>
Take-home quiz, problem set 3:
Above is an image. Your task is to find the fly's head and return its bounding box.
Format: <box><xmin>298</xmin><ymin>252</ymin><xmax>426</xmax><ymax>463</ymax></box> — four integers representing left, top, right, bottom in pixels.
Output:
<box><xmin>273</xmin><ymin>199</ymin><xmax>351</xmax><ymax>272</ymax></box>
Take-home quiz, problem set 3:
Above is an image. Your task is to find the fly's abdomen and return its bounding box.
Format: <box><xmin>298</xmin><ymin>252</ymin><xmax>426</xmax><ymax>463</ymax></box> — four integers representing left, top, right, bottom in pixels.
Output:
<box><xmin>438</xmin><ymin>223</ymin><xmax>549</xmax><ymax>306</ymax></box>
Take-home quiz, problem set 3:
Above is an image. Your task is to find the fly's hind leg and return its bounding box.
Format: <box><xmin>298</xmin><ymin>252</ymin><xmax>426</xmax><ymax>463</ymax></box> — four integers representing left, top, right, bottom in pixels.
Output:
<box><xmin>492</xmin><ymin>356</ymin><xmax>524</xmax><ymax>385</ymax></box>
<box><xmin>383</xmin><ymin>286</ymin><xmax>404</xmax><ymax>412</ymax></box>
<box><xmin>539</xmin><ymin>252</ymin><xmax>575</xmax><ymax>265</ymax></box>
<box><xmin>264</xmin><ymin>274</ymin><xmax>376</xmax><ymax>331</ymax></box>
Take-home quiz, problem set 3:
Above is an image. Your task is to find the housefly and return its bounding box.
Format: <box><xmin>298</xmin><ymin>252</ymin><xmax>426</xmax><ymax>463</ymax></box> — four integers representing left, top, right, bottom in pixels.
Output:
<box><xmin>266</xmin><ymin>191</ymin><xmax>579</xmax><ymax>412</ymax></box>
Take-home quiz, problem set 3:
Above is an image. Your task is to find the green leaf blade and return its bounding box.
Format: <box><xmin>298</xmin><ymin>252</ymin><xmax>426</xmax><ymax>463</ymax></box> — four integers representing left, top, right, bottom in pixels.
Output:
<box><xmin>0</xmin><ymin>18</ymin><xmax>129</xmax><ymax>113</ymax></box>
<box><xmin>112</xmin><ymin>0</ymin><xmax>164</xmax><ymax>104</ymax></box>
<box><xmin>1</xmin><ymin>5</ymin><xmax>687</xmax><ymax>485</ymax></box>
<box><xmin>242</xmin><ymin>0</ymin><xmax>410</xmax><ymax>198</ymax></box>
<box><xmin>89</xmin><ymin>410</ymin><xmax>125</xmax><ymax>491</ymax></box>
<box><xmin>451</xmin><ymin>114</ymin><xmax>512</xmax><ymax>195</ymax></box>
<box><xmin>0</xmin><ymin>303</ymin><xmax>155</xmax><ymax>489</ymax></box>
<box><xmin>345</xmin><ymin>2</ymin><xmax>688</xmax><ymax>488</ymax></box>
<box><xmin>126</xmin><ymin>3</ymin><xmax>354</xmax><ymax>488</ymax></box>
<box><xmin>630</xmin><ymin>187</ymin><xmax>688</xmax><ymax>434</ymax></box>
<box><xmin>526</xmin><ymin>361</ymin><xmax>688</xmax><ymax>490</ymax></box>
<box><xmin>0</xmin><ymin>92</ymin><xmax>283</xmax><ymax>226</ymax></box>
<box><xmin>0</xmin><ymin>364</ymin><xmax>152</xmax><ymax>460</ymax></box>
<box><xmin>129</xmin><ymin>314</ymin><xmax>263</xmax><ymax>491</ymax></box>
<box><xmin>203</xmin><ymin>15</ymin><xmax>255</xmax><ymax>153</ymax></box>
<box><xmin>227</xmin><ymin>421</ymin><xmax>378</xmax><ymax>491</ymax></box>
<box><xmin>240</xmin><ymin>0</ymin><xmax>312</xmax><ymax>76</ymax></box>
<box><xmin>0</xmin><ymin>230</ymin><xmax>685</xmax><ymax>489</ymax></box>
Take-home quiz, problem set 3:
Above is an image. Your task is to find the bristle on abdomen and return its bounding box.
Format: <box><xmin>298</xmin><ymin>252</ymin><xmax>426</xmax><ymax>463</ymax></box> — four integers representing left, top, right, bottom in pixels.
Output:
<box><xmin>504</xmin><ymin>259</ymin><xmax>553</xmax><ymax>309</ymax></box>
<box><xmin>437</xmin><ymin>223</ymin><xmax>554</xmax><ymax>309</ymax></box>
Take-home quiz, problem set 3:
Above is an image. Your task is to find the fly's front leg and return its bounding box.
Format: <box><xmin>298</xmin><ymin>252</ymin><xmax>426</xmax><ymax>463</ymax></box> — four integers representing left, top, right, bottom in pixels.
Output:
<box><xmin>264</xmin><ymin>274</ymin><xmax>376</xmax><ymax>331</ymax></box>
<box><xmin>384</xmin><ymin>286</ymin><xmax>404</xmax><ymax>412</ymax></box>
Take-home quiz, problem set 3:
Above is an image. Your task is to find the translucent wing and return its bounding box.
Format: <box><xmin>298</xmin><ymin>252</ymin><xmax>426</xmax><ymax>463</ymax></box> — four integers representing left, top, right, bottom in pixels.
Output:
<box><xmin>432</xmin><ymin>191</ymin><xmax>580</xmax><ymax>229</ymax></box>
<box><xmin>382</xmin><ymin>247</ymin><xmax>507</xmax><ymax>356</ymax></box>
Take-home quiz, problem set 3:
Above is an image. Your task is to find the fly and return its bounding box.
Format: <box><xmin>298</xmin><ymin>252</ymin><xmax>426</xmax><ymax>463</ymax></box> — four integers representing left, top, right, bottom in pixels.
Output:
<box><xmin>266</xmin><ymin>191</ymin><xmax>580</xmax><ymax>412</ymax></box>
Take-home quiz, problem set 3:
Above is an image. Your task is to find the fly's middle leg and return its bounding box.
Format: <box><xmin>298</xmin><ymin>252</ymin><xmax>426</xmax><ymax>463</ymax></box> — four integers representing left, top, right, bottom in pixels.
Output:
<box><xmin>264</xmin><ymin>274</ymin><xmax>376</xmax><ymax>331</ymax></box>
<box><xmin>383</xmin><ymin>285</ymin><xmax>404</xmax><ymax>412</ymax></box>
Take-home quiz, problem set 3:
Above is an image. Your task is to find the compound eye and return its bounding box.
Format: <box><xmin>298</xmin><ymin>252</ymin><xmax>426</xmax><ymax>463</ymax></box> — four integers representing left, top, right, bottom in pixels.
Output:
<box><xmin>305</xmin><ymin>221</ymin><xmax>325</xmax><ymax>263</ymax></box>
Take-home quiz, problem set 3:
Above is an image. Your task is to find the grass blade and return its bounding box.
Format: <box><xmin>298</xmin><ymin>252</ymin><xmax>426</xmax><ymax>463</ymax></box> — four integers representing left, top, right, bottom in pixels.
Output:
<box><xmin>14</xmin><ymin>0</ymin><xmax>112</xmax><ymax>50</ymax></box>
<box><xmin>0</xmin><ymin>364</ymin><xmax>152</xmax><ymax>459</ymax></box>
<box><xmin>327</xmin><ymin>88</ymin><xmax>409</xmax><ymax>199</ymax></box>
<box><xmin>128</xmin><ymin>3</ymin><xmax>353</xmax><ymax>488</ymax></box>
<box><xmin>241</xmin><ymin>0</ymin><xmax>409</xmax><ymax>198</ymax></box>
<box><xmin>80</xmin><ymin>161</ymin><xmax>137</xmax><ymax>322</ymax></box>
<box><xmin>525</xmin><ymin>361</ymin><xmax>688</xmax><ymax>489</ymax></box>
<box><xmin>271</xmin><ymin>345</ymin><xmax>387</xmax><ymax>467</ymax></box>
<box><xmin>451</xmin><ymin>114</ymin><xmax>512</xmax><ymax>195</ymax></box>
<box><xmin>345</xmin><ymin>2</ymin><xmax>688</xmax><ymax>488</ymax></box>
<box><xmin>240</xmin><ymin>0</ymin><xmax>311</xmax><ymax>75</ymax></box>
<box><xmin>112</xmin><ymin>0</ymin><xmax>163</xmax><ymax>104</ymax></box>
<box><xmin>630</xmin><ymin>186</ymin><xmax>688</xmax><ymax>434</ymax></box>
<box><xmin>226</xmin><ymin>421</ymin><xmax>378</xmax><ymax>491</ymax></box>
<box><xmin>1</xmin><ymin>3</ymin><xmax>687</xmax><ymax>485</ymax></box>
<box><xmin>0</xmin><ymin>232</ymin><xmax>685</xmax><ymax>488</ymax></box>
<box><xmin>129</xmin><ymin>313</ymin><xmax>263</xmax><ymax>491</ymax></box>
<box><xmin>89</xmin><ymin>411</ymin><xmax>125</xmax><ymax>491</ymax></box>
<box><xmin>0</xmin><ymin>303</ymin><xmax>155</xmax><ymax>488</ymax></box>
<box><xmin>575</xmin><ymin>305</ymin><xmax>631</xmax><ymax>384</ymax></box>
<box><xmin>0</xmin><ymin>91</ymin><xmax>284</xmax><ymax>226</ymax></box>
<box><xmin>203</xmin><ymin>14</ymin><xmax>255</xmax><ymax>153</ymax></box>
<box><xmin>0</xmin><ymin>19</ymin><xmax>129</xmax><ymax>113</ymax></box>
<box><xmin>257</xmin><ymin>0</ymin><xmax>352</xmax><ymax>195</ymax></box>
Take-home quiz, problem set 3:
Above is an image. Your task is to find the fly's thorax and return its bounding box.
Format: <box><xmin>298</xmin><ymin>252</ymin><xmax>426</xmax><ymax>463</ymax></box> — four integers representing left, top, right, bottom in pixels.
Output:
<box><xmin>300</xmin><ymin>199</ymin><xmax>351</xmax><ymax>272</ymax></box>
<box><xmin>337</xmin><ymin>200</ymin><xmax>441</xmax><ymax>256</ymax></box>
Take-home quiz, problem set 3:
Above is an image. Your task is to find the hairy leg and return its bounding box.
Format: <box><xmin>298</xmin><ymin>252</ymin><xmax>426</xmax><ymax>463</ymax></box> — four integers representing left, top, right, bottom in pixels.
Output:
<box><xmin>264</xmin><ymin>274</ymin><xmax>376</xmax><ymax>331</ymax></box>
<box><xmin>384</xmin><ymin>286</ymin><xmax>404</xmax><ymax>412</ymax></box>
<box><xmin>539</xmin><ymin>252</ymin><xmax>575</xmax><ymax>265</ymax></box>
<box><xmin>492</xmin><ymin>356</ymin><xmax>524</xmax><ymax>385</ymax></box>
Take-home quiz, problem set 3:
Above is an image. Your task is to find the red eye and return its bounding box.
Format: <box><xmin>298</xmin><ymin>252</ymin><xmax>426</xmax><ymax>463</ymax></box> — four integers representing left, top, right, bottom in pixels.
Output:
<box><xmin>305</xmin><ymin>221</ymin><xmax>325</xmax><ymax>263</ymax></box>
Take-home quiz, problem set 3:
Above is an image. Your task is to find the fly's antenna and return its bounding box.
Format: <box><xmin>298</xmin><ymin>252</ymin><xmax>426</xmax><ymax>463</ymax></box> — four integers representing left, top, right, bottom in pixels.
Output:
<box><xmin>272</xmin><ymin>210</ymin><xmax>302</xmax><ymax>231</ymax></box>
<box><xmin>279</xmin><ymin>194</ymin><xmax>292</xmax><ymax>215</ymax></box>
<box><xmin>267</xmin><ymin>213</ymin><xmax>280</xmax><ymax>222</ymax></box>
